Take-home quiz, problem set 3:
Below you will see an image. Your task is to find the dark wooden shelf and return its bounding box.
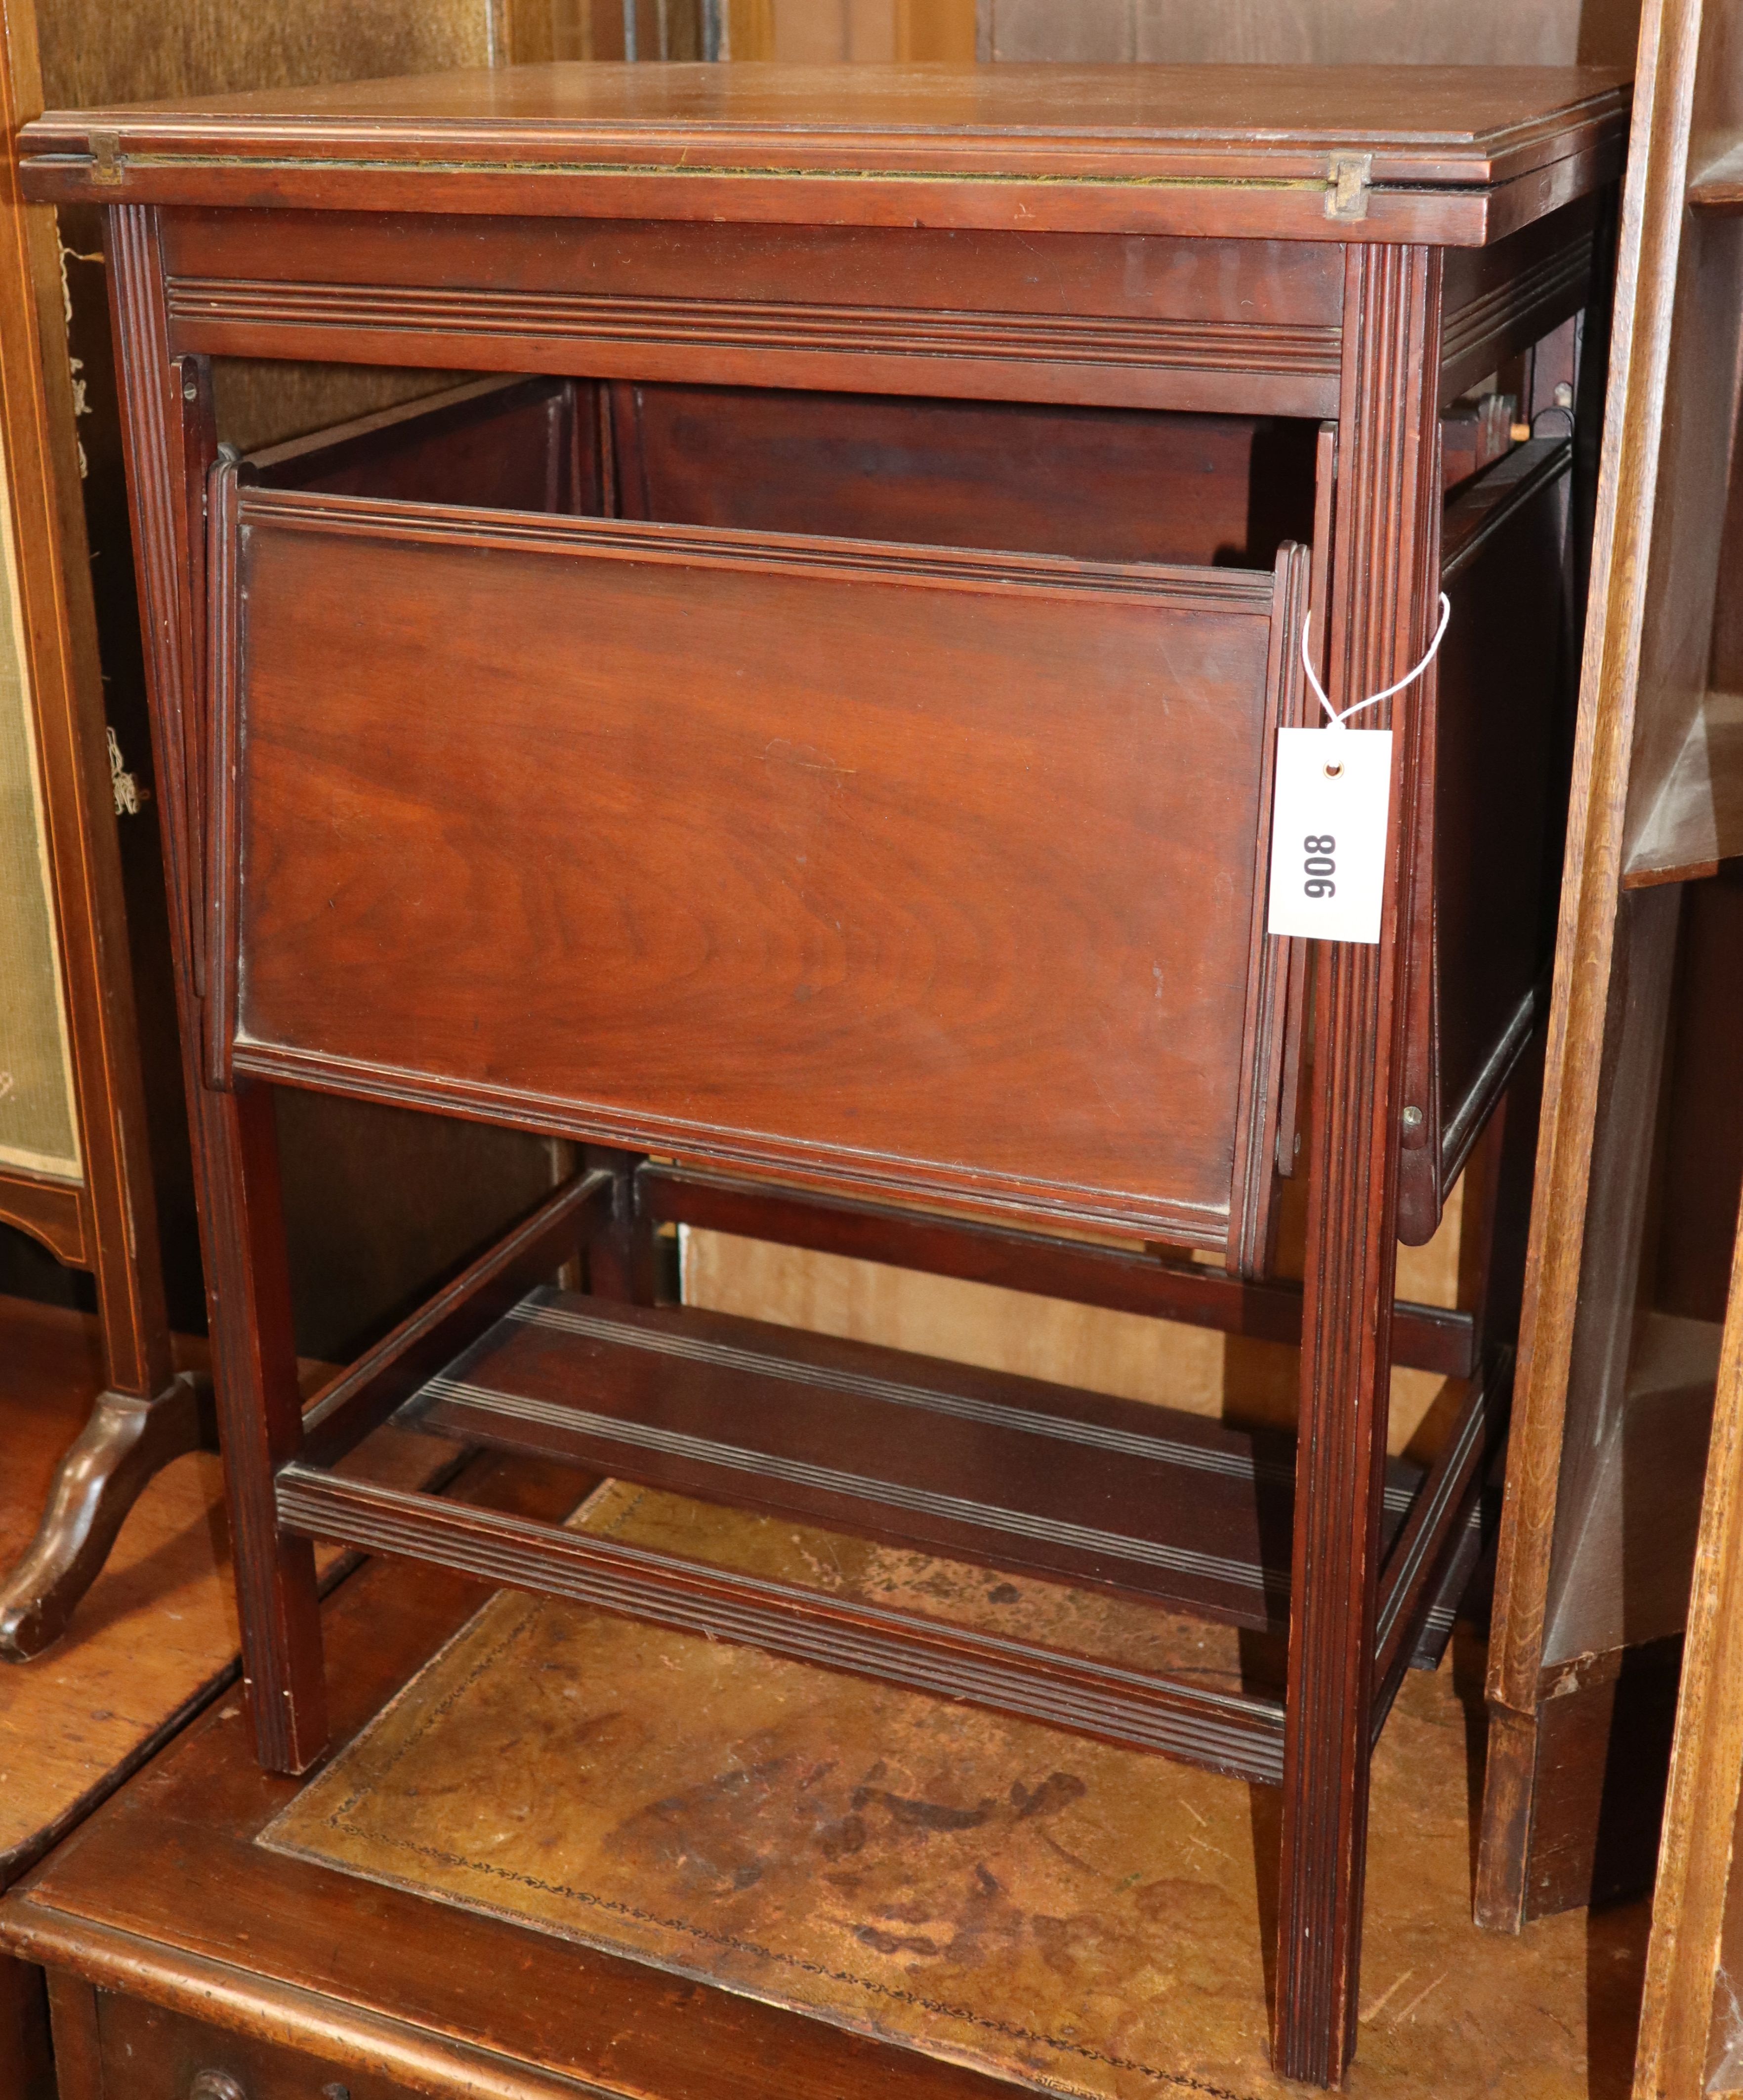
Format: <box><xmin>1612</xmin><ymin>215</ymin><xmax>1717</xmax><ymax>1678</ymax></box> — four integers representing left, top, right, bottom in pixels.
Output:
<box><xmin>398</xmin><ymin>1287</ymin><xmax>1437</xmax><ymax>1631</ymax></box>
<box><xmin>280</xmin><ymin>1284</ymin><xmax>1488</xmax><ymax>1784</ymax></box>
<box><xmin>265</xmin><ymin>1279</ymin><xmax>1488</xmax><ymax>1792</ymax></box>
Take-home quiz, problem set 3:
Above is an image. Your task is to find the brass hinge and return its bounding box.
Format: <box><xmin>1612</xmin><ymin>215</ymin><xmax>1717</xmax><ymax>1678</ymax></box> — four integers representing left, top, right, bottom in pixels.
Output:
<box><xmin>1324</xmin><ymin>152</ymin><xmax>1372</xmax><ymax>222</ymax></box>
<box><xmin>89</xmin><ymin>131</ymin><xmax>123</xmax><ymax>186</ymax></box>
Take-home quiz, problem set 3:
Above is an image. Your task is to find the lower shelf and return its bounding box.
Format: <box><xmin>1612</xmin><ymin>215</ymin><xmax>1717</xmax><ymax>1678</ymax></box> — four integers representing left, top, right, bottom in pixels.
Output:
<box><xmin>409</xmin><ymin>1287</ymin><xmax>1455</xmax><ymax>1629</ymax></box>
<box><xmin>278</xmin><ymin>1286</ymin><xmax>1486</xmax><ymax>1786</ymax></box>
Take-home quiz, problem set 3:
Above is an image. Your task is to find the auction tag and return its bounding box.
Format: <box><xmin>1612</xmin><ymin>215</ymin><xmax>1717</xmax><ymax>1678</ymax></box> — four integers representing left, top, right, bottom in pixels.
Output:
<box><xmin>1266</xmin><ymin>727</ymin><xmax>1393</xmax><ymax>945</ymax></box>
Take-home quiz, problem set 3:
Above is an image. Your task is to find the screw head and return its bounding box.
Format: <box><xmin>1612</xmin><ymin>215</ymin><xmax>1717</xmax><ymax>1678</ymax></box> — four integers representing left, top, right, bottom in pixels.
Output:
<box><xmin>1401</xmin><ymin>1105</ymin><xmax>1425</xmax><ymax>1130</ymax></box>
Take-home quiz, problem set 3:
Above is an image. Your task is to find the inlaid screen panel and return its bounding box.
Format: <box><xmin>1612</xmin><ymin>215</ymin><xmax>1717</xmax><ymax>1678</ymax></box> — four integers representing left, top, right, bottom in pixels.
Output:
<box><xmin>0</xmin><ymin>428</ymin><xmax>80</xmax><ymax>1181</ymax></box>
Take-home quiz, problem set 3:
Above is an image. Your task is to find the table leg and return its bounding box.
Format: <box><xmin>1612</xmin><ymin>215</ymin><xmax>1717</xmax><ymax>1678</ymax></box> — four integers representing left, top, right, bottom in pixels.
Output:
<box><xmin>1274</xmin><ymin>240</ymin><xmax>1444</xmax><ymax>2087</ymax></box>
<box><xmin>201</xmin><ymin>1081</ymin><xmax>328</xmax><ymax>1773</ymax></box>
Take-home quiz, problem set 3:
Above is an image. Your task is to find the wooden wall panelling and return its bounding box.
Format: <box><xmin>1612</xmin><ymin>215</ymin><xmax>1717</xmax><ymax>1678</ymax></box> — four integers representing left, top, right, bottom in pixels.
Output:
<box><xmin>0</xmin><ymin>0</ymin><xmax>204</xmax><ymax>1662</ymax></box>
<box><xmin>1479</xmin><ymin>0</ymin><xmax>1743</xmax><ymax>1934</ymax></box>
<box><xmin>526</xmin><ymin>0</ymin><xmax>1637</xmax><ymax>66</ymax></box>
<box><xmin>975</xmin><ymin>0</ymin><xmax>1641</xmax><ymax>64</ymax></box>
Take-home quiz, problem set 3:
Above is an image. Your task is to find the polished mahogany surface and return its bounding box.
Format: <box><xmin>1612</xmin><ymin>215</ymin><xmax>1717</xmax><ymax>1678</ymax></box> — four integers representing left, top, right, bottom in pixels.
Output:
<box><xmin>22</xmin><ymin>61</ymin><xmax>1626</xmax><ymax>175</ymax></box>
<box><xmin>19</xmin><ymin>64</ymin><xmax>1629</xmax><ymax>241</ymax></box>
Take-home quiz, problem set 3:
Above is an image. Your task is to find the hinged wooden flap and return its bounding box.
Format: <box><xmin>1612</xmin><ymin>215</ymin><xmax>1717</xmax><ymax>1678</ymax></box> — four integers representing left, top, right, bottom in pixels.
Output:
<box><xmin>208</xmin><ymin>458</ymin><xmax>1309</xmax><ymax>1262</ymax></box>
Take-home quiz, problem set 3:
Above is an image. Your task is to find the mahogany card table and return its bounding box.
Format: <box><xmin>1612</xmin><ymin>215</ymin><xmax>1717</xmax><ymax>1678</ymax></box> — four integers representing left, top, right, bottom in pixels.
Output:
<box><xmin>19</xmin><ymin>62</ymin><xmax>1627</xmax><ymax>2084</ymax></box>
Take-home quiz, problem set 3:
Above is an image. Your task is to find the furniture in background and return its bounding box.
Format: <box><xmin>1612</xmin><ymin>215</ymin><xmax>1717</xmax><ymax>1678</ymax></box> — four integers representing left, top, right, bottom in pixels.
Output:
<box><xmin>0</xmin><ymin>0</ymin><xmax>205</xmax><ymax>1662</ymax></box>
<box><xmin>1476</xmin><ymin>0</ymin><xmax>1743</xmax><ymax>1933</ymax></box>
<box><xmin>24</xmin><ymin>64</ymin><xmax>1623</xmax><ymax>2082</ymax></box>
<box><xmin>1633</xmin><ymin>1197</ymin><xmax>1743</xmax><ymax>2092</ymax></box>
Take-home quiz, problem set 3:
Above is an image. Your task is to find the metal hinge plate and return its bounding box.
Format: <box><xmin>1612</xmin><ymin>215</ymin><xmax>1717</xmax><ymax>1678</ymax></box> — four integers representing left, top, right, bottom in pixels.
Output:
<box><xmin>1325</xmin><ymin>153</ymin><xmax>1373</xmax><ymax>221</ymax></box>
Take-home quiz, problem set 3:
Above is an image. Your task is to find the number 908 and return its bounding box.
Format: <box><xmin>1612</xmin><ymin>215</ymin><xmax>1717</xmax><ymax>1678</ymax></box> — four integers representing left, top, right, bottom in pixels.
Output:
<box><xmin>1303</xmin><ymin>834</ymin><xmax>1336</xmax><ymax>900</ymax></box>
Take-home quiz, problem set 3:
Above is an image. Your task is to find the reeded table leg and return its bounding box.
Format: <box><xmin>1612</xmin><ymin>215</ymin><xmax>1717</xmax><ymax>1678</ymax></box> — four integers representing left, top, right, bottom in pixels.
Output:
<box><xmin>1274</xmin><ymin>240</ymin><xmax>1444</xmax><ymax>2088</ymax></box>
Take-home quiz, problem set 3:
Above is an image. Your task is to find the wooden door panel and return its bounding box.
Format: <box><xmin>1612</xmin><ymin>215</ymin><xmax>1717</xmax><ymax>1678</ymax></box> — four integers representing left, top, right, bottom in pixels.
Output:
<box><xmin>214</xmin><ymin>488</ymin><xmax>1303</xmax><ymax>1248</ymax></box>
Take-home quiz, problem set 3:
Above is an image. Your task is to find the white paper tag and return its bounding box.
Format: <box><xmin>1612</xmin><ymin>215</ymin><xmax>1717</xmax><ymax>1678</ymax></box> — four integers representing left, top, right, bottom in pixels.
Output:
<box><xmin>1266</xmin><ymin>727</ymin><xmax>1393</xmax><ymax>945</ymax></box>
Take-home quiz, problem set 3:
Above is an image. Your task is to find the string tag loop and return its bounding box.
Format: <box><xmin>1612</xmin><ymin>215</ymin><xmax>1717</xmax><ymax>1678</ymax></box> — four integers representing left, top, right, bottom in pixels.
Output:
<box><xmin>1301</xmin><ymin>593</ymin><xmax>1452</xmax><ymax>728</ymax></box>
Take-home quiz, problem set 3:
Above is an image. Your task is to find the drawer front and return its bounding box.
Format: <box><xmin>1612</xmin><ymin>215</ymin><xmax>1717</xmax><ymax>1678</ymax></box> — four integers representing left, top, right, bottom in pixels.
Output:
<box><xmin>95</xmin><ymin>1991</ymin><xmax>412</xmax><ymax>2100</ymax></box>
<box><xmin>210</xmin><ymin>484</ymin><xmax>1305</xmax><ymax>1253</ymax></box>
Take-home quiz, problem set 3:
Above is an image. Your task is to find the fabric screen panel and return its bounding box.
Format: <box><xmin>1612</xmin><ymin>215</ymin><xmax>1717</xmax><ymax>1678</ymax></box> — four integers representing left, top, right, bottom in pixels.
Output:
<box><xmin>0</xmin><ymin>424</ymin><xmax>81</xmax><ymax>1180</ymax></box>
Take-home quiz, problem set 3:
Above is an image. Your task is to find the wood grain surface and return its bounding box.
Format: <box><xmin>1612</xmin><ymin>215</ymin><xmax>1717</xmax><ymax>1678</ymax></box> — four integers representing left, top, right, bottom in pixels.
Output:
<box><xmin>1634</xmin><ymin>1194</ymin><xmax>1743</xmax><ymax>2097</ymax></box>
<box><xmin>18</xmin><ymin>64</ymin><xmax>1631</xmax><ymax>246</ymax></box>
<box><xmin>221</xmin><ymin>491</ymin><xmax>1301</xmax><ymax>1247</ymax></box>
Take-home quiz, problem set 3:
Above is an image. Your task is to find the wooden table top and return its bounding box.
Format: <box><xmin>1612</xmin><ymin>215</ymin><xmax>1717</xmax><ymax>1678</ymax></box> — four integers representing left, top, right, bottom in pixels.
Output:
<box><xmin>19</xmin><ymin>63</ymin><xmax>1630</xmax><ymax>244</ymax></box>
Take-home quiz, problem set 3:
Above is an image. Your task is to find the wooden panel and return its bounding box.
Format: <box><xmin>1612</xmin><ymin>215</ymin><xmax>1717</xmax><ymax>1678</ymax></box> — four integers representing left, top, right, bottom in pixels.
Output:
<box><xmin>1528</xmin><ymin>1639</ymin><xmax>1685</xmax><ymax>1917</ymax></box>
<box><xmin>1623</xmin><ymin>690</ymin><xmax>1743</xmax><ymax>884</ymax></box>
<box><xmin>1440</xmin><ymin>197</ymin><xmax>1600</xmax><ymax>404</ymax></box>
<box><xmin>272</xmin><ymin>1094</ymin><xmax>580</xmax><ymax>1367</ymax></box>
<box><xmin>221</xmin><ymin>491</ymin><xmax>1302</xmax><ymax>1247</ymax></box>
<box><xmin>983</xmin><ymin>0</ymin><xmax>1640</xmax><ymax>65</ymax></box>
<box><xmin>658</xmin><ymin>0</ymin><xmax>1642</xmax><ymax>71</ymax></box>
<box><xmin>646</xmin><ymin>1161</ymin><xmax>1479</xmax><ymax>1376</ymax></box>
<box><xmin>1540</xmin><ymin>886</ymin><xmax>1683</xmax><ymax>1638</ymax></box>
<box><xmin>0</xmin><ymin>1176</ymin><xmax>86</xmax><ymax>1269</ymax></box>
<box><xmin>0</xmin><ymin>1955</ymin><xmax>53</xmax><ymax>2100</ymax></box>
<box><xmin>1544</xmin><ymin>1315</ymin><xmax>1722</xmax><ymax>1664</ymax></box>
<box><xmin>1431</xmin><ymin>441</ymin><xmax>1572</xmax><ymax>1165</ymax></box>
<box><xmin>248</xmin><ymin>373</ymin><xmax>581</xmax><ymax>510</ymax></box>
<box><xmin>35</xmin><ymin>0</ymin><xmax>495</xmax><ymax>108</ymax></box>
<box><xmin>156</xmin><ymin>207</ymin><xmax>1348</xmax><ymax>419</ymax></box>
<box><xmin>615</xmin><ymin>382</ymin><xmax>1318</xmax><ymax>564</ymax></box>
